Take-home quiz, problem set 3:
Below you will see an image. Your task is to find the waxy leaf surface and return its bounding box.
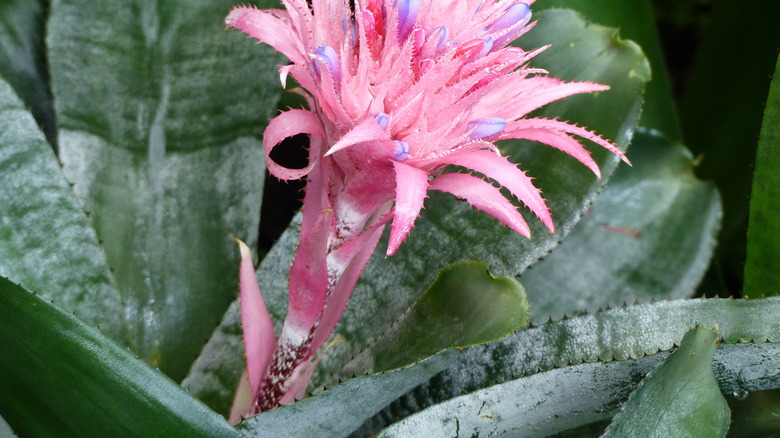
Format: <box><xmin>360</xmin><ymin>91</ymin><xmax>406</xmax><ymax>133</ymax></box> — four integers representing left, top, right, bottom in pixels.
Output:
<box><xmin>359</xmin><ymin>297</ymin><xmax>780</xmax><ymax>433</ymax></box>
<box><xmin>522</xmin><ymin>131</ymin><xmax>720</xmax><ymax>323</ymax></box>
<box><xmin>363</xmin><ymin>298</ymin><xmax>780</xmax><ymax>436</ymax></box>
<box><xmin>602</xmin><ymin>327</ymin><xmax>730</xmax><ymax>437</ymax></box>
<box><xmin>0</xmin><ymin>78</ymin><xmax>125</xmax><ymax>341</ymax></box>
<box><xmin>372</xmin><ymin>342</ymin><xmax>775</xmax><ymax>438</ymax></box>
<box><xmin>744</xmin><ymin>55</ymin><xmax>780</xmax><ymax>297</ymax></box>
<box><xmin>0</xmin><ymin>276</ymin><xmax>239</xmax><ymax>438</ymax></box>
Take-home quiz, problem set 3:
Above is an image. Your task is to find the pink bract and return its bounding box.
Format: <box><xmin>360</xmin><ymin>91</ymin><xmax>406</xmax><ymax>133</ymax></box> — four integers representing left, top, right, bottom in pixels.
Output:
<box><xmin>227</xmin><ymin>0</ymin><xmax>629</xmax><ymax>416</ymax></box>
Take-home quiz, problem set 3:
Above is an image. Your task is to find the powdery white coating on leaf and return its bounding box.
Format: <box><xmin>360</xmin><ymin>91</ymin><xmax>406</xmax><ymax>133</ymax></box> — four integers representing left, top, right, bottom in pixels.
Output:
<box><xmin>391</xmin><ymin>297</ymin><xmax>780</xmax><ymax>416</ymax></box>
<box><xmin>376</xmin><ymin>358</ymin><xmax>662</xmax><ymax>438</ymax></box>
<box><xmin>370</xmin><ymin>343</ymin><xmax>780</xmax><ymax>437</ymax></box>
<box><xmin>0</xmin><ymin>414</ymin><xmax>14</xmax><ymax>437</ymax></box>
<box><xmin>0</xmin><ymin>85</ymin><xmax>124</xmax><ymax>340</ymax></box>
<box><xmin>522</xmin><ymin>134</ymin><xmax>719</xmax><ymax>325</ymax></box>
<box><xmin>58</xmin><ymin>129</ymin><xmax>265</xmax><ymax>360</ymax></box>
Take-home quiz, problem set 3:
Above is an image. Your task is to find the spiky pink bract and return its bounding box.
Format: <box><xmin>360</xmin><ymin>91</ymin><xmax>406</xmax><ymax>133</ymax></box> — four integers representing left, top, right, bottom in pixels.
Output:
<box><xmin>227</xmin><ymin>0</ymin><xmax>629</xmax><ymax>415</ymax></box>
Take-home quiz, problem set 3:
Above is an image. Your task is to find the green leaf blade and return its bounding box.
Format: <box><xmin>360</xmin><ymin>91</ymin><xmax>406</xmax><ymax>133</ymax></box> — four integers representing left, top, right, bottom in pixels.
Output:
<box><xmin>523</xmin><ymin>132</ymin><xmax>721</xmax><ymax>323</ymax></box>
<box><xmin>372</xmin><ymin>342</ymin><xmax>775</xmax><ymax>438</ymax></box>
<box><xmin>679</xmin><ymin>1</ymin><xmax>780</xmax><ymax>291</ymax></box>
<box><xmin>744</xmin><ymin>55</ymin><xmax>780</xmax><ymax>297</ymax></box>
<box><xmin>602</xmin><ymin>327</ymin><xmax>730</xmax><ymax>438</ymax></box>
<box><xmin>360</xmin><ymin>297</ymin><xmax>780</xmax><ymax>434</ymax></box>
<box><xmin>341</xmin><ymin>261</ymin><xmax>528</xmax><ymax>377</ymax></box>
<box><xmin>0</xmin><ymin>277</ymin><xmax>239</xmax><ymax>438</ymax></box>
<box><xmin>0</xmin><ymin>78</ymin><xmax>125</xmax><ymax>341</ymax></box>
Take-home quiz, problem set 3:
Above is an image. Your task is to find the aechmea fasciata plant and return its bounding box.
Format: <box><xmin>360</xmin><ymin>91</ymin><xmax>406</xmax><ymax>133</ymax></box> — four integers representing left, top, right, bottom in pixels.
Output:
<box><xmin>226</xmin><ymin>0</ymin><xmax>630</xmax><ymax>417</ymax></box>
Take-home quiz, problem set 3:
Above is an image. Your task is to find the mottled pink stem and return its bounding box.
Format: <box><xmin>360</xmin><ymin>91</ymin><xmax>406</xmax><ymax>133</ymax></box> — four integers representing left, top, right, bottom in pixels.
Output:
<box><xmin>247</xmin><ymin>155</ymin><xmax>392</xmax><ymax>414</ymax></box>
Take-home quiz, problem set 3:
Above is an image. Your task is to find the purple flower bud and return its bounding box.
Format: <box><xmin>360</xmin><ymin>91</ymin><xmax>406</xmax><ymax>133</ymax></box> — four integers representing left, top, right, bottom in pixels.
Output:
<box><xmin>376</xmin><ymin>113</ymin><xmax>390</xmax><ymax>130</ymax></box>
<box><xmin>395</xmin><ymin>0</ymin><xmax>419</xmax><ymax>40</ymax></box>
<box><xmin>430</xmin><ymin>26</ymin><xmax>449</xmax><ymax>53</ymax></box>
<box><xmin>312</xmin><ymin>45</ymin><xmax>341</xmax><ymax>82</ymax></box>
<box><xmin>468</xmin><ymin>117</ymin><xmax>506</xmax><ymax>139</ymax></box>
<box><xmin>393</xmin><ymin>140</ymin><xmax>410</xmax><ymax>159</ymax></box>
<box><xmin>476</xmin><ymin>36</ymin><xmax>494</xmax><ymax>59</ymax></box>
<box><xmin>487</xmin><ymin>3</ymin><xmax>532</xmax><ymax>34</ymax></box>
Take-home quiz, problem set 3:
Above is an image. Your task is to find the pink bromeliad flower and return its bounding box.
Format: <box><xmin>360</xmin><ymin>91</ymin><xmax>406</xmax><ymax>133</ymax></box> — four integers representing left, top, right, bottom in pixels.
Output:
<box><xmin>226</xmin><ymin>0</ymin><xmax>629</xmax><ymax>417</ymax></box>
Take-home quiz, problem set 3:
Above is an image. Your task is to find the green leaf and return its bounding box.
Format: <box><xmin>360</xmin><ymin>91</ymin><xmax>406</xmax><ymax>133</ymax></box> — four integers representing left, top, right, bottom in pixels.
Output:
<box><xmin>744</xmin><ymin>55</ymin><xmax>780</xmax><ymax>297</ymax></box>
<box><xmin>0</xmin><ymin>0</ymin><xmax>55</xmax><ymax>143</ymax></box>
<box><xmin>371</xmin><ymin>341</ymin><xmax>775</xmax><ymax>438</ymax></box>
<box><xmin>0</xmin><ymin>276</ymin><xmax>239</xmax><ymax>438</ymax></box>
<box><xmin>523</xmin><ymin>131</ymin><xmax>721</xmax><ymax>323</ymax></box>
<box><xmin>361</xmin><ymin>297</ymin><xmax>780</xmax><ymax>433</ymax></box>
<box><xmin>47</xmin><ymin>0</ymin><xmax>284</xmax><ymax>380</ymax></box>
<box><xmin>602</xmin><ymin>326</ymin><xmax>730</xmax><ymax>437</ymax></box>
<box><xmin>0</xmin><ymin>78</ymin><xmax>125</xmax><ymax>341</ymax></box>
<box><xmin>184</xmin><ymin>8</ymin><xmax>650</xmax><ymax>413</ymax></box>
<box><xmin>679</xmin><ymin>1</ymin><xmax>780</xmax><ymax>290</ymax></box>
<box><xmin>339</xmin><ymin>261</ymin><xmax>528</xmax><ymax>376</ymax></box>
<box><xmin>537</xmin><ymin>0</ymin><xmax>682</xmax><ymax>140</ymax></box>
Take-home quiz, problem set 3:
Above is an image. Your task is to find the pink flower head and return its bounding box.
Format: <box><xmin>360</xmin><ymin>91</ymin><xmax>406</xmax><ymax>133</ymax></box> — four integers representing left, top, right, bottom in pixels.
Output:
<box><xmin>226</xmin><ymin>0</ymin><xmax>629</xmax><ymax>415</ymax></box>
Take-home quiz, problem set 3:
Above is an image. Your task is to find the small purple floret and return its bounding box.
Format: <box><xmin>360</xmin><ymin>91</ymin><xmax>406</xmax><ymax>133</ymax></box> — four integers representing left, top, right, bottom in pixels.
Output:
<box><xmin>468</xmin><ymin>118</ymin><xmax>506</xmax><ymax>139</ymax></box>
<box><xmin>393</xmin><ymin>140</ymin><xmax>410</xmax><ymax>159</ymax></box>
<box><xmin>487</xmin><ymin>3</ymin><xmax>532</xmax><ymax>33</ymax></box>
<box><xmin>477</xmin><ymin>36</ymin><xmax>494</xmax><ymax>59</ymax></box>
<box><xmin>431</xmin><ymin>26</ymin><xmax>449</xmax><ymax>53</ymax></box>
<box><xmin>395</xmin><ymin>0</ymin><xmax>419</xmax><ymax>40</ymax></box>
<box><xmin>312</xmin><ymin>45</ymin><xmax>340</xmax><ymax>82</ymax></box>
<box><xmin>376</xmin><ymin>113</ymin><xmax>390</xmax><ymax>130</ymax></box>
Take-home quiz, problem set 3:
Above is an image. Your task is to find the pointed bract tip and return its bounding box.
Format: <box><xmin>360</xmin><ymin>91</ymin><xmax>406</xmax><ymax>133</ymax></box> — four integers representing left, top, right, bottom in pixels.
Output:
<box><xmin>235</xmin><ymin>238</ymin><xmax>252</xmax><ymax>261</ymax></box>
<box><xmin>225</xmin><ymin>6</ymin><xmax>254</xmax><ymax>28</ymax></box>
